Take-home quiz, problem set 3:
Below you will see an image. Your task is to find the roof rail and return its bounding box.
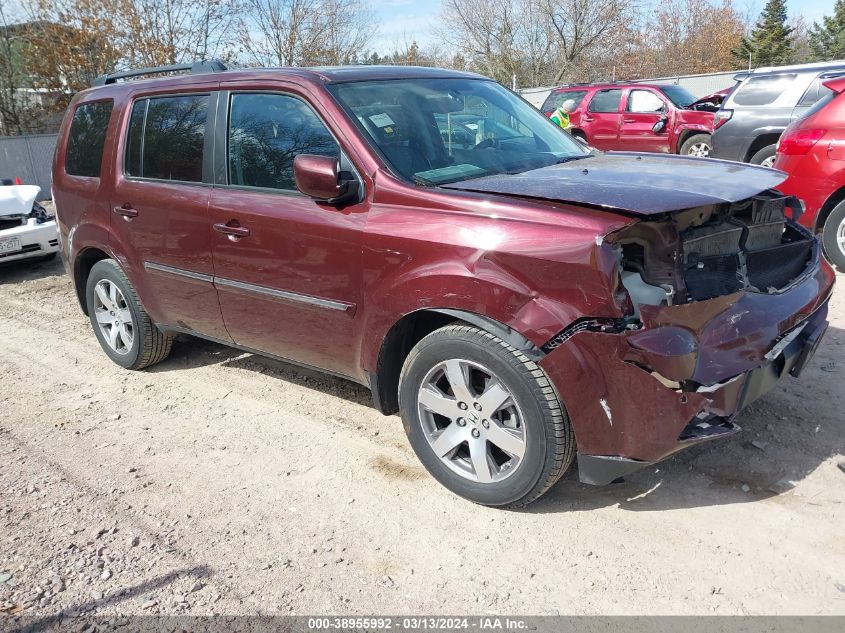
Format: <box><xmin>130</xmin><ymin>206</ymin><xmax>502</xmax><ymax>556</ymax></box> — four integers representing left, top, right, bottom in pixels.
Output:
<box><xmin>92</xmin><ymin>59</ymin><xmax>228</xmax><ymax>87</ymax></box>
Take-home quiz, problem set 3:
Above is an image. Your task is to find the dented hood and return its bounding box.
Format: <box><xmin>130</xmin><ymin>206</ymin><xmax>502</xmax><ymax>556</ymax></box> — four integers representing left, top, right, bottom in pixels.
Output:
<box><xmin>441</xmin><ymin>152</ymin><xmax>787</xmax><ymax>215</ymax></box>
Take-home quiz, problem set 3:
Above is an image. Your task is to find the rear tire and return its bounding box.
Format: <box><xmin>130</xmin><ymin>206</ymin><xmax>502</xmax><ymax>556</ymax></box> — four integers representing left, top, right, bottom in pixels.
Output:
<box><xmin>679</xmin><ymin>133</ymin><xmax>711</xmax><ymax>158</ymax></box>
<box><xmin>822</xmin><ymin>200</ymin><xmax>845</xmax><ymax>269</ymax></box>
<box><xmin>398</xmin><ymin>324</ymin><xmax>575</xmax><ymax>507</ymax></box>
<box><xmin>85</xmin><ymin>259</ymin><xmax>172</xmax><ymax>370</ymax></box>
<box><xmin>749</xmin><ymin>144</ymin><xmax>777</xmax><ymax>167</ymax></box>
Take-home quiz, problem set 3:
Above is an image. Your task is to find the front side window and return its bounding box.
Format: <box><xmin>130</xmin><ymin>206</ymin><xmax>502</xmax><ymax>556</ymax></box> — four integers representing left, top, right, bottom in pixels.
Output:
<box><xmin>732</xmin><ymin>74</ymin><xmax>797</xmax><ymax>106</ymax></box>
<box><xmin>329</xmin><ymin>78</ymin><xmax>588</xmax><ymax>186</ymax></box>
<box><xmin>627</xmin><ymin>90</ymin><xmax>665</xmax><ymax>113</ymax></box>
<box><xmin>588</xmin><ymin>89</ymin><xmax>623</xmax><ymax>113</ymax></box>
<box><xmin>228</xmin><ymin>93</ymin><xmax>339</xmax><ymax>191</ymax></box>
<box><xmin>66</xmin><ymin>101</ymin><xmax>113</xmax><ymax>177</ymax></box>
<box><xmin>125</xmin><ymin>95</ymin><xmax>208</xmax><ymax>182</ymax></box>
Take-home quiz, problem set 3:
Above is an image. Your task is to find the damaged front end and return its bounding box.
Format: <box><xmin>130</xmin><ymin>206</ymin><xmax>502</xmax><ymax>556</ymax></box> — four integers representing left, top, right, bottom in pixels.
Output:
<box><xmin>539</xmin><ymin>192</ymin><xmax>835</xmax><ymax>485</ymax></box>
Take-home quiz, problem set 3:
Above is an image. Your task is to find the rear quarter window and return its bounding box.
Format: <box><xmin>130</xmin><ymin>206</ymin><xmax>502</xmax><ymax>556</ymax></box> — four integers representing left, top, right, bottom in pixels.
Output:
<box><xmin>65</xmin><ymin>101</ymin><xmax>113</xmax><ymax>177</ymax></box>
<box><xmin>732</xmin><ymin>74</ymin><xmax>797</xmax><ymax>106</ymax></box>
<box><xmin>542</xmin><ymin>90</ymin><xmax>588</xmax><ymax>114</ymax></box>
<box><xmin>588</xmin><ymin>89</ymin><xmax>623</xmax><ymax>113</ymax></box>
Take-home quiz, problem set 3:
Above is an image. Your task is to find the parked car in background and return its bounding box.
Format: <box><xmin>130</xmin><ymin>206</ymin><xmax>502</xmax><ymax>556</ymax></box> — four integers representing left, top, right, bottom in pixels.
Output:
<box><xmin>0</xmin><ymin>179</ymin><xmax>59</xmax><ymax>265</ymax></box>
<box><xmin>711</xmin><ymin>60</ymin><xmax>845</xmax><ymax>167</ymax></box>
<box><xmin>540</xmin><ymin>82</ymin><xmax>717</xmax><ymax>156</ymax></box>
<box><xmin>774</xmin><ymin>76</ymin><xmax>845</xmax><ymax>269</ymax></box>
<box><xmin>53</xmin><ymin>62</ymin><xmax>833</xmax><ymax>507</ymax></box>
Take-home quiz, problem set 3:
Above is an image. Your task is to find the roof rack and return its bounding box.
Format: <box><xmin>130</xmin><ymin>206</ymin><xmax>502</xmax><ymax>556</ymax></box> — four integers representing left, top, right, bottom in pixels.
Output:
<box><xmin>93</xmin><ymin>59</ymin><xmax>228</xmax><ymax>87</ymax></box>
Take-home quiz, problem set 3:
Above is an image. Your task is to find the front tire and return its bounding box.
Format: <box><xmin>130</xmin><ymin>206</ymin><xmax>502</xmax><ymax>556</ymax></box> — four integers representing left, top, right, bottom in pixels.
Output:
<box><xmin>749</xmin><ymin>144</ymin><xmax>777</xmax><ymax>167</ymax></box>
<box><xmin>399</xmin><ymin>324</ymin><xmax>575</xmax><ymax>507</ymax></box>
<box><xmin>679</xmin><ymin>133</ymin><xmax>711</xmax><ymax>158</ymax></box>
<box><xmin>85</xmin><ymin>259</ymin><xmax>172</xmax><ymax>370</ymax></box>
<box><xmin>822</xmin><ymin>200</ymin><xmax>845</xmax><ymax>269</ymax></box>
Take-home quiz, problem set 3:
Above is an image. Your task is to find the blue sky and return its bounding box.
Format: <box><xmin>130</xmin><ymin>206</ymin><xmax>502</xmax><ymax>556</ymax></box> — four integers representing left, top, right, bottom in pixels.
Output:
<box><xmin>369</xmin><ymin>0</ymin><xmax>842</xmax><ymax>54</ymax></box>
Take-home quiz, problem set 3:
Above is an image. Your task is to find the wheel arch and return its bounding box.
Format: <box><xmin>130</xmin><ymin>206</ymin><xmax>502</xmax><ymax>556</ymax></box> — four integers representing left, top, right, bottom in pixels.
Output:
<box><xmin>676</xmin><ymin>128</ymin><xmax>711</xmax><ymax>153</ymax></box>
<box><xmin>744</xmin><ymin>131</ymin><xmax>783</xmax><ymax>162</ymax></box>
<box><xmin>368</xmin><ymin>308</ymin><xmax>544</xmax><ymax>415</ymax></box>
<box><xmin>72</xmin><ymin>246</ymin><xmax>113</xmax><ymax>315</ymax></box>
<box><xmin>816</xmin><ymin>185</ymin><xmax>845</xmax><ymax>233</ymax></box>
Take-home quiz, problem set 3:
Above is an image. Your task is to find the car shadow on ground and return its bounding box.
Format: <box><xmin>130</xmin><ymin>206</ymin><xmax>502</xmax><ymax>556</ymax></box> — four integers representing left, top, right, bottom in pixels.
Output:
<box><xmin>150</xmin><ymin>323</ymin><xmax>845</xmax><ymax>514</ymax></box>
<box><xmin>0</xmin><ymin>254</ymin><xmax>64</xmax><ymax>286</ymax></box>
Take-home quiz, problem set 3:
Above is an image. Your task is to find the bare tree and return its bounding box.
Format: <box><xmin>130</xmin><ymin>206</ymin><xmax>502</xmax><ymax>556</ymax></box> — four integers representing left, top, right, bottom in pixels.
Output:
<box><xmin>237</xmin><ymin>0</ymin><xmax>376</xmax><ymax>67</ymax></box>
<box><xmin>542</xmin><ymin>0</ymin><xmax>632</xmax><ymax>83</ymax></box>
<box><xmin>0</xmin><ymin>0</ymin><xmax>26</xmax><ymax>134</ymax></box>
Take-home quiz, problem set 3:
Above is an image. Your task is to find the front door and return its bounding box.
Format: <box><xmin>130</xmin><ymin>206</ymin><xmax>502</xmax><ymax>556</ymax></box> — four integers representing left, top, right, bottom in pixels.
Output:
<box><xmin>581</xmin><ymin>89</ymin><xmax>624</xmax><ymax>150</ymax></box>
<box><xmin>619</xmin><ymin>89</ymin><xmax>671</xmax><ymax>153</ymax></box>
<box><xmin>110</xmin><ymin>91</ymin><xmax>231</xmax><ymax>341</ymax></box>
<box><xmin>208</xmin><ymin>90</ymin><xmax>366</xmax><ymax>378</ymax></box>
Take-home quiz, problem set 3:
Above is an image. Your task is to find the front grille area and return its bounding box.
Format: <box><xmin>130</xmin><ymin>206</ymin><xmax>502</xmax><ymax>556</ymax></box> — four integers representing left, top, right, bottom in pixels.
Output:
<box><xmin>747</xmin><ymin>240</ymin><xmax>812</xmax><ymax>291</ymax></box>
<box><xmin>0</xmin><ymin>216</ymin><xmax>24</xmax><ymax>231</ymax></box>
<box><xmin>685</xmin><ymin>253</ymin><xmax>743</xmax><ymax>301</ymax></box>
<box><xmin>0</xmin><ymin>243</ymin><xmax>39</xmax><ymax>259</ymax></box>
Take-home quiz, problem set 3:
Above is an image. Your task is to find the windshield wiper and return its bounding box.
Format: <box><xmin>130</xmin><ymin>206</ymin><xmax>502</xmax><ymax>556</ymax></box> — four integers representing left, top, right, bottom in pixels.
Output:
<box><xmin>556</xmin><ymin>154</ymin><xmax>592</xmax><ymax>164</ymax></box>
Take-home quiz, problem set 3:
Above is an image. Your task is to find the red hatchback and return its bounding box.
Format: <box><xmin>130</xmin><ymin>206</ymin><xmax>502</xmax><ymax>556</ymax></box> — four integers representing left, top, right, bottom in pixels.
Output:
<box><xmin>541</xmin><ymin>83</ymin><xmax>718</xmax><ymax>156</ymax></box>
<box><xmin>774</xmin><ymin>76</ymin><xmax>845</xmax><ymax>268</ymax></box>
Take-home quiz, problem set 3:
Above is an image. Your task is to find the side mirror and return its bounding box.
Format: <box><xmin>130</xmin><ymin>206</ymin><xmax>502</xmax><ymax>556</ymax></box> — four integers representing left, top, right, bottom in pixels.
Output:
<box><xmin>652</xmin><ymin>119</ymin><xmax>666</xmax><ymax>134</ymax></box>
<box><xmin>293</xmin><ymin>154</ymin><xmax>359</xmax><ymax>205</ymax></box>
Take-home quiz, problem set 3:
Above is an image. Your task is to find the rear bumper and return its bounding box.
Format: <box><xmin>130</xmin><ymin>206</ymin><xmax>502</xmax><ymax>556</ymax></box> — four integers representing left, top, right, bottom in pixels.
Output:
<box><xmin>0</xmin><ymin>219</ymin><xmax>59</xmax><ymax>264</ymax></box>
<box><xmin>540</xmin><ymin>257</ymin><xmax>835</xmax><ymax>485</ymax></box>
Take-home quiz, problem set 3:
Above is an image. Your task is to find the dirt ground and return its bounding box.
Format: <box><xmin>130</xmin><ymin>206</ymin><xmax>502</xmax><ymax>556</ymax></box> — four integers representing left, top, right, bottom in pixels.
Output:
<box><xmin>0</xmin><ymin>254</ymin><xmax>843</xmax><ymax>620</ymax></box>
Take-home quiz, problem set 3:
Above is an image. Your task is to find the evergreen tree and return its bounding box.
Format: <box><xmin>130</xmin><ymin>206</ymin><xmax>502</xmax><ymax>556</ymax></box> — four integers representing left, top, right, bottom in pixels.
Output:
<box><xmin>731</xmin><ymin>0</ymin><xmax>795</xmax><ymax>68</ymax></box>
<box><xmin>809</xmin><ymin>0</ymin><xmax>845</xmax><ymax>61</ymax></box>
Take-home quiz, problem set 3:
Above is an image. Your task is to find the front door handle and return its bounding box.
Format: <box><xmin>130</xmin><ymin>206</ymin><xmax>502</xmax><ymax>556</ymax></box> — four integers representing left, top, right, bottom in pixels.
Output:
<box><xmin>213</xmin><ymin>221</ymin><xmax>250</xmax><ymax>241</ymax></box>
<box><xmin>113</xmin><ymin>205</ymin><xmax>138</xmax><ymax>220</ymax></box>
<box><xmin>623</xmin><ymin>118</ymin><xmax>637</xmax><ymax>123</ymax></box>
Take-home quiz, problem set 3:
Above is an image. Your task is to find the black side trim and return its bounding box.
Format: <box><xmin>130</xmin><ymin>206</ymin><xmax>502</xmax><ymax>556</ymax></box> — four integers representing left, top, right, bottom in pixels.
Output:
<box><xmin>577</xmin><ymin>454</ymin><xmax>651</xmax><ymax>486</ymax></box>
<box><xmin>432</xmin><ymin>309</ymin><xmax>545</xmax><ymax>362</ymax></box>
<box><xmin>157</xmin><ymin>325</ymin><xmax>368</xmax><ymax>387</ymax></box>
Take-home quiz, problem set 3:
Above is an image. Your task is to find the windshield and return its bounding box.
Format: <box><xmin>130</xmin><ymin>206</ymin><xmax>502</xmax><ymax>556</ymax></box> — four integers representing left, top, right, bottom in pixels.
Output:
<box><xmin>328</xmin><ymin>78</ymin><xmax>589</xmax><ymax>185</ymax></box>
<box><xmin>659</xmin><ymin>85</ymin><xmax>698</xmax><ymax>108</ymax></box>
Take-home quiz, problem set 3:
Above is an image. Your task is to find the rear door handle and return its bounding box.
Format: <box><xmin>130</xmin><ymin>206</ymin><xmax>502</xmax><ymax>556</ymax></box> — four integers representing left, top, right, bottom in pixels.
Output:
<box><xmin>113</xmin><ymin>205</ymin><xmax>138</xmax><ymax>219</ymax></box>
<box><xmin>213</xmin><ymin>221</ymin><xmax>250</xmax><ymax>240</ymax></box>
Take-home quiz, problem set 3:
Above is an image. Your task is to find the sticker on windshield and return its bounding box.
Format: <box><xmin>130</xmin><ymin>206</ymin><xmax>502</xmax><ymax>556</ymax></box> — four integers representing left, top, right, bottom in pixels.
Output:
<box><xmin>369</xmin><ymin>113</ymin><xmax>395</xmax><ymax>128</ymax></box>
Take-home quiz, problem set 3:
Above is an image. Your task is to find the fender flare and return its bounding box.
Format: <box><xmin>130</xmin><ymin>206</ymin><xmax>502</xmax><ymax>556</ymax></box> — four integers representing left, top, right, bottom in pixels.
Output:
<box><xmin>428</xmin><ymin>309</ymin><xmax>545</xmax><ymax>362</ymax></box>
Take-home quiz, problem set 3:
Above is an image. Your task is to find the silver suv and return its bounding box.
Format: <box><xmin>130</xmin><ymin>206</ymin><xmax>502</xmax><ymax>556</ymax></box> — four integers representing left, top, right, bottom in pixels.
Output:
<box><xmin>711</xmin><ymin>60</ymin><xmax>845</xmax><ymax>167</ymax></box>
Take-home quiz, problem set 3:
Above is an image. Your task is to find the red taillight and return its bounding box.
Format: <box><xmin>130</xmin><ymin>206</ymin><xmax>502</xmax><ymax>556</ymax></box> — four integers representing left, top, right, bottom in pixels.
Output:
<box><xmin>713</xmin><ymin>109</ymin><xmax>732</xmax><ymax>129</ymax></box>
<box><xmin>778</xmin><ymin>128</ymin><xmax>827</xmax><ymax>155</ymax></box>
<box><xmin>14</xmin><ymin>176</ymin><xmax>21</xmax><ymax>185</ymax></box>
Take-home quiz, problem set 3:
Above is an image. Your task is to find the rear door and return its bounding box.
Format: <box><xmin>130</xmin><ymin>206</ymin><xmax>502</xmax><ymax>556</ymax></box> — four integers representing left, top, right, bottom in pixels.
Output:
<box><xmin>581</xmin><ymin>89</ymin><xmax>623</xmax><ymax>149</ymax></box>
<box><xmin>208</xmin><ymin>87</ymin><xmax>367</xmax><ymax>378</ymax></box>
<box><xmin>110</xmin><ymin>90</ymin><xmax>231</xmax><ymax>341</ymax></box>
<box><xmin>619</xmin><ymin>88</ymin><xmax>671</xmax><ymax>153</ymax></box>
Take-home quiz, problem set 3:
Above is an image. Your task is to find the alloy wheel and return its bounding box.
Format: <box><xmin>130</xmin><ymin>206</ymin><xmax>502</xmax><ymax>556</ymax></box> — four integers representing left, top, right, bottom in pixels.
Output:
<box><xmin>837</xmin><ymin>218</ymin><xmax>845</xmax><ymax>258</ymax></box>
<box><xmin>687</xmin><ymin>142</ymin><xmax>710</xmax><ymax>158</ymax></box>
<box><xmin>416</xmin><ymin>359</ymin><xmax>526</xmax><ymax>484</ymax></box>
<box><xmin>761</xmin><ymin>155</ymin><xmax>776</xmax><ymax>168</ymax></box>
<box><xmin>93</xmin><ymin>279</ymin><xmax>134</xmax><ymax>355</ymax></box>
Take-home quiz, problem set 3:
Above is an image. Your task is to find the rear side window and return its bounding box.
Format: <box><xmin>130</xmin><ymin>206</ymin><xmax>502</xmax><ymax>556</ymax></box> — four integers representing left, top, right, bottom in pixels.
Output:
<box><xmin>542</xmin><ymin>90</ymin><xmax>588</xmax><ymax>114</ymax></box>
<box><xmin>228</xmin><ymin>93</ymin><xmax>338</xmax><ymax>191</ymax></box>
<box><xmin>588</xmin><ymin>89</ymin><xmax>623</xmax><ymax>113</ymax></box>
<box><xmin>732</xmin><ymin>74</ymin><xmax>796</xmax><ymax>106</ymax></box>
<box><xmin>65</xmin><ymin>101</ymin><xmax>113</xmax><ymax>177</ymax></box>
<box><xmin>125</xmin><ymin>95</ymin><xmax>208</xmax><ymax>182</ymax></box>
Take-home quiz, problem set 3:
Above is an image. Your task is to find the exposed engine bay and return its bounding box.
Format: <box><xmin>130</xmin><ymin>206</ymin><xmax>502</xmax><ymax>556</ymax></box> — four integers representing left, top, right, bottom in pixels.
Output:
<box><xmin>611</xmin><ymin>192</ymin><xmax>814</xmax><ymax>316</ymax></box>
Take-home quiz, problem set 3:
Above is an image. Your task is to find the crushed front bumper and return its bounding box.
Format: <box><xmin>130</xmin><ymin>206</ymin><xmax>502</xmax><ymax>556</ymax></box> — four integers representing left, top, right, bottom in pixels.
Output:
<box><xmin>539</xmin><ymin>259</ymin><xmax>835</xmax><ymax>485</ymax></box>
<box><xmin>0</xmin><ymin>219</ymin><xmax>60</xmax><ymax>264</ymax></box>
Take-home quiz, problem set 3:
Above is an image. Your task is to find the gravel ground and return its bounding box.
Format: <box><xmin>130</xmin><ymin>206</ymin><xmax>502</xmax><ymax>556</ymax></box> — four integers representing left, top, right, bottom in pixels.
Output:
<box><xmin>0</xmin><ymin>254</ymin><xmax>844</xmax><ymax>621</ymax></box>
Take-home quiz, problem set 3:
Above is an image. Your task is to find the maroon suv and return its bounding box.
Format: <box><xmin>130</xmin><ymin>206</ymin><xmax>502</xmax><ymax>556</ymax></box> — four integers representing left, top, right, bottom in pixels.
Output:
<box><xmin>53</xmin><ymin>63</ymin><xmax>834</xmax><ymax>507</ymax></box>
<box><xmin>541</xmin><ymin>83</ymin><xmax>721</xmax><ymax>156</ymax></box>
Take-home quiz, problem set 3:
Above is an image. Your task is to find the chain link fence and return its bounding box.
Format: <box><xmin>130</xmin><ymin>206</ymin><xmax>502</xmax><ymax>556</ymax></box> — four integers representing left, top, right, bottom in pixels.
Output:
<box><xmin>0</xmin><ymin>133</ymin><xmax>58</xmax><ymax>200</ymax></box>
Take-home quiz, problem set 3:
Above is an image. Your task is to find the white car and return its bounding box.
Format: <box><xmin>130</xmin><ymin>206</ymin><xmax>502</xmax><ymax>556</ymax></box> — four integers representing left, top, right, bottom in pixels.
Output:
<box><xmin>0</xmin><ymin>182</ymin><xmax>60</xmax><ymax>264</ymax></box>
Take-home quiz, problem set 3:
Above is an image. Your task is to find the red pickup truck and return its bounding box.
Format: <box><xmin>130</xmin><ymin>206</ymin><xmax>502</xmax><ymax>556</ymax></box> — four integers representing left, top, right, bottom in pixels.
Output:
<box><xmin>541</xmin><ymin>83</ymin><xmax>724</xmax><ymax>157</ymax></box>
